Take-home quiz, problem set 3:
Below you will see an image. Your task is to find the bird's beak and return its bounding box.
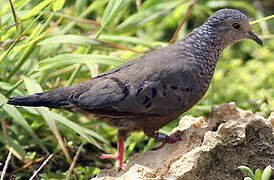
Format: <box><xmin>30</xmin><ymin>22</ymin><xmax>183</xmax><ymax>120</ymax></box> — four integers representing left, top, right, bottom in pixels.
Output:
<box><xmin>247</xmin><ymin>31</ymin><xmax>263</xmax><ymax>46</ymax></box>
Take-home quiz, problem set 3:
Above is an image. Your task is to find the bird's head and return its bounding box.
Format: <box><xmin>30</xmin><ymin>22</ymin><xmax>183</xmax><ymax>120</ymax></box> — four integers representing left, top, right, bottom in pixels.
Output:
<box><xmin>204</xmin><ymin>9</ymin><xmax>263</xmax><ymax>47</ymax></box>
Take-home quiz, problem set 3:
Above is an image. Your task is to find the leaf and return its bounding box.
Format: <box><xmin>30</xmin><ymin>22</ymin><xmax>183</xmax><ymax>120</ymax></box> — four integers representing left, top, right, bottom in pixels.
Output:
<box><xmin>37</xmin><ymin>54</ymin><xmax>126</xmax><ymax>72</ymax></box>
<box><xmin>51</xmin><ymin>112</ymin><xmax>109</xmax><ymax>150</ymax></box>
<box><xmin>38</xmin><ymin>35</ymin><xmax>143</xmax><ymax>54</ymax></box>
<box><xmin>61</xmin><ymin>0</ymin><xmax>108</xmax><ymax>34</ymax></box>
<box><xmin>125</xmin><ymin>132</ymin><xmax>144</xmax><ymax>159</ymax></box>
<box><xmin>255</xmin><ymin>168</ymin><xmax>262</xmax><ymax>180</ymax></box>
<box><xmin>23</xmin><ymin>77</ymin><xmax>43</xmax><ymax>93</ymax></box>
<box><xmin>0</xmin><ymin>132</ymin><xmax>26</xmax><ymax>161</ymax></box>
<box><xmin>98</xmin><ymin>35</ymin><xmax>157</xmax><ymax>49</ymax></box>
<box><xmin>21</xmin><ymin>0</ymin><xmax>54</xmax><ymax>20</ymax></box>
<box><xmin>38</xmin><ymin>35</ymin><xmax>102</xmax><ymax>47</ymax></box>
<box><xmin>96</xmin><ymin>0</ymin><xmax>131</xmax><ymax>37</ymax></box>
<box><xmin>262</xmin><ymin>165</ymin><xmax>272</xmax><ymax>180</ymax></box>
<box><xmin>244</xmin><ymin>177</ymin><xmax>253</xmax><ymax>180</ymax></box>
<box><xmin>52</xmin><ymin>0</ymin><xmax>65</xmax><ymax>11</ymax></box>
<box><xmin>117</xmin><ymin>1</ymin><xmax>179</xmax><ymax>31</ymax></box>
<box><xmin>238</xmin><ymin>166</ymin><xmax>255</xmax><ymax>179</ymax></box>
<box><xmin>0</xmin><ymin>82</ymin><xmax>24</xmax><ymax>96</ymax></box>
<box><xmin>206</xmin><ymin>1</ymin><xmax>256</xmax><ymax>15</ymax></box>
<box><xmin>0</xmin><ymin>93</ymin><xmax>48</xmax><ymax>153</ymax></box>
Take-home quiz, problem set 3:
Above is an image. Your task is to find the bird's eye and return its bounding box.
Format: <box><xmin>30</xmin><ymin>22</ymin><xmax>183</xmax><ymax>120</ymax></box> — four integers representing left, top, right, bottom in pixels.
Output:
<box><xmin>232</xmin><ymin>23</ymin><xmax>241</xmax><ymax>30</ymax></box>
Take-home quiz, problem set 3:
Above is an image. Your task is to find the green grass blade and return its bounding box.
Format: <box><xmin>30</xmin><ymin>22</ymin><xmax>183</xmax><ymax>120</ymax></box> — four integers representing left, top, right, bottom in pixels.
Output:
<box><xmin>125</xmin><ymin>132</ymin><xmax>144</xmax><ymax>159</ymax></box>
<box><xmin>21</xmin><ymin>0</ymin><xmax>54</xmax><ymax>20</ymax></box>
<box><xmin>98</xmin><ymin>35</ymin><xmax>157</xmax><ymax>49</ymax></box>
<box><xmin>2</xmin><ymin>0</ymin><xmax>29</xmax><ymax>14</ymax></box>
<box><xmin>0</xmin><ymin>93</ymin><xmax>48</xmax><ymax>153</ymax></box>
<box><xmin>244</xmin><ymin>177</ymin><xmax>253</xmax><ymax>180</ymax></box>
<box><xmin>38</xmin><ymin>34</ymin><xmax>144</xmax><ymax>54</ymax></box>
<box><xmin>61</xmin><ymin>0</ymin><xmax>108</xmax><ymax>34</ymax></box>
<box><xmin>262</xmin><ymin>165</ymin><xmax>272</xmax><ymax>180</ymax></box>
<box><xmin>255</xmin><ymin>168</ymin><xmax>262</xmax><ymax>180</ymax></box>
<box><xmin>0</xmin><ymin>82</ymin><xmax>24</xmax><ymax>96</ymax></box>
<box><xmin>250</xmin><ymin>15</ymin><xmax>274</xmax><ymax>25</ymax></box>
<box><xmin>6</xmin><ymin>11</ymin><xmax>55</xmax><ymax>80</ymax></box>
<box><xmin>52</xmin><ymin>112</ymin><xmax>109</xmax><ymax>150</ymax></box>
<box><xmin>38</xmin><ymin>54</ymin><xmax>126</xmax><ymax>72</ymax></box>
<box><xmin>67</xmin><ymin>64</ymin><xmax>83</xmax><ymax>86</ymax></box>
<box><xmin>52</xmin><ymin>0</ymin><xmax>65</xmax><ymax>11</ymax></box>
<box><xmin>206</xmin><ymin>1</ymin><xmax>256</xmax><ymax>15</ymax></box>
<box><xmin>0</xmin><ymin>132</ymin><xmax>26</xmax><ymax>161</ymax></box>
<box><xmin>117</xmin><ymin>1</ymin><xmax>179</xmax><ymax>31</ymax></box>
<box><xmin>96</xmin><ymin>0</ymin><xmax>130</xmax><ymax>38</ymax></box>
<box><xmin>22</xmin><ymin>1</ymin><xmax>54</xmax><ymax>35</ymax></box>
<box><xmin>238</xmin><ymin>166</ymin><xmax>255</xmax><ymax>179</ymax></box>
<box><xmin>38</xmin><ymin>35</ymin><xmax>102</xmax><ymax>46</ymax></box>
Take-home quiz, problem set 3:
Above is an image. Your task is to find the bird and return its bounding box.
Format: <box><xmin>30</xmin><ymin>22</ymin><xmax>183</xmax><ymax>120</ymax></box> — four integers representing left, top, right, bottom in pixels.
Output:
<box><xmin>7</xmin><ymin>9</ymin><xmax>263</xmax><ymax>171</ymax></box>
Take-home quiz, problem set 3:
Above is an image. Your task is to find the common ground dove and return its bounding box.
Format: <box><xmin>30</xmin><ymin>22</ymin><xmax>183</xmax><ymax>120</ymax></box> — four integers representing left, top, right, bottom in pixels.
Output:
<box><xmin>8</xmin><ymin>9</ymin><xmax>263</xmax><ymax>170</ymax></box>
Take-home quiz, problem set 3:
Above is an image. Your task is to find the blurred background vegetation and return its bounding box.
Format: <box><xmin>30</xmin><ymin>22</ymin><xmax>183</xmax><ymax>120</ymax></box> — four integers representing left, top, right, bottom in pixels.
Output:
<box><xmin>0</xmin><ymin>0</ymin><xmax>273</xmax><ymax>179</ymax></box>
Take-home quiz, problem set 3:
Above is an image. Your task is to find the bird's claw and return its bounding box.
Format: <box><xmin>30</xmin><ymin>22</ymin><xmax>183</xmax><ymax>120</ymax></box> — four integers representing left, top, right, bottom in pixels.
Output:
<box><xmin>100</xmin><ymin>154</ymin><xmax>124</xmax><ymax>171</ymax></box>
<box><xmin>151</xmin><ymin>132</ymin><xmax>183</xmax><ymax>151</ymax></box>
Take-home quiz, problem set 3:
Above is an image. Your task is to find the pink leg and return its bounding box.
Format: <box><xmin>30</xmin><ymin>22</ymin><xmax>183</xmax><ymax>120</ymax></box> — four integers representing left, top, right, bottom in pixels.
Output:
<box><xmin>151</xmin><ymin>132</ymin><xmax>183</xmax><ymax>151</ymax></box>
<box><xmin>100</xmin><ymin>132</ymin><xmax>124</xmax><ymax>171</ymax></box>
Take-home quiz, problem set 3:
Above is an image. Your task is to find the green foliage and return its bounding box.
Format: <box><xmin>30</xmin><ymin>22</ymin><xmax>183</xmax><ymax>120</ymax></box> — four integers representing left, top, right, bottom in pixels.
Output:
<box><xmin>0</xmin><ymin>0</ymin><xmax>273</xmax><ymax>178</ymax></box>
<box><xmin>238</xmin><ymin>165</ymin><xmax>272</xmax><ymax>180</ymax></box>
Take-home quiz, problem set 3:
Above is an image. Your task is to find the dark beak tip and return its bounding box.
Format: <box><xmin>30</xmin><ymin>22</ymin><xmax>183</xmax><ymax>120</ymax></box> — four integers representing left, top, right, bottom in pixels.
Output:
<box><xmin>258</xmin><ymin>40</ymin><xmax>263</xmax><ymax>46</ymax></box>
<box><xmin>248</xmin><ymin>31</ymin><xmax>263</xmax><ymax>46</ymax></box>
<box><xmin>255</xmin><ymin>38</ymin><xmax>263</xmax><ymax>46</ymax></box>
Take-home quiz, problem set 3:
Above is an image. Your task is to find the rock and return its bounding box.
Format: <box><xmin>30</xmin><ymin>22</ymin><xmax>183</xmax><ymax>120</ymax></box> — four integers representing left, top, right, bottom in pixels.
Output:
<box><xmin>94</xmin><ymin>103</ymin><xmax>274</xmax><ymax>180</ymax></box>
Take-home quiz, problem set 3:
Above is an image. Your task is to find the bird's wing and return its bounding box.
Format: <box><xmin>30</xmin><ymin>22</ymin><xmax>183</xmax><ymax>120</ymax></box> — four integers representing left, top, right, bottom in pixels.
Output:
<box><xmin>115</xmin><ymin>64</ymin><xmax>203</xmax><ymax>116</ymax></box>
<box><xmin>75</xmin><ymin>77</ymin><xmax>130</xmax><ymax>109</ymax></box>
<box><xmin>74</xmin><ymin>64</ymin><xmax>202</xmax><ymax>118</ymax></box>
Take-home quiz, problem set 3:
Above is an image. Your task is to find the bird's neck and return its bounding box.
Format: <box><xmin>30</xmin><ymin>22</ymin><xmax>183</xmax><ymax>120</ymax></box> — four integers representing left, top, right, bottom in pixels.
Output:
<box><xmin>196</xmin><ymin>25</ymin><xmax>226</xmax><ymax>56</ymax></box>
<box><xmin>184</xmin><ymin>24</ymin><xmax>228</xmax><ymax>67</ymax></box>
<box><xmin>176</xmin><ymin>24</ymin><xmax>229</xmax><ymax>86</ymax></box>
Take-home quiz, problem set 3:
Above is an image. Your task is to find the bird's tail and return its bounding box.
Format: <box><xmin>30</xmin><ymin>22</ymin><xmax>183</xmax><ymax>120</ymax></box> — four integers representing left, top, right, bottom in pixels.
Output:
<box><xmin>7</xmin><ymin>88</ymin><xmax>72</xmax><ymax>108</ymax></box>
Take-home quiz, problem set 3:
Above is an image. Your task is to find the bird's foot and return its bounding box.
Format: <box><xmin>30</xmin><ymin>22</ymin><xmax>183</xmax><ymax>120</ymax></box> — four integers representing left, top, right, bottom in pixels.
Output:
<box><xmin>151</xmin><ymin>132</ymin><xmax>183</xmax><ymax>151</ymax></box>
<box><xmin>100</xmin><ymin>132</ymin><xmax>125</xmax><ymax>171</ymax></box>
<box><xmin>100</xmin><ymin>153</ymin><xmax>124</xmax><ymax>171</ymax></box>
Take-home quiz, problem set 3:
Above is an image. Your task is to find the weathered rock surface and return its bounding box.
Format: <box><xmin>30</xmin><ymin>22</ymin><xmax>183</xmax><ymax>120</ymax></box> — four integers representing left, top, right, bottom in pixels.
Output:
<box><xmin>94</xmin><ymin>103</ymin><xmax>274</xmax><ymax>180</ymax></box>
